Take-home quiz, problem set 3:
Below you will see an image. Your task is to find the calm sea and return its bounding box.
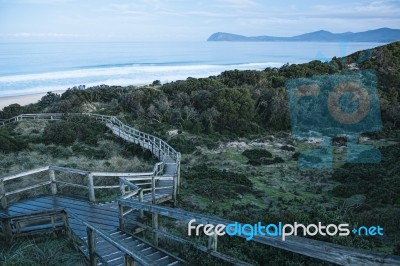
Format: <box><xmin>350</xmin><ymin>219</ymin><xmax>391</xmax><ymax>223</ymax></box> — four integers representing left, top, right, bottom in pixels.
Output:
<box><xmin>0</xmin><ymin>41</ymin><xmax>385</xmax><ymax>97</ymax></box>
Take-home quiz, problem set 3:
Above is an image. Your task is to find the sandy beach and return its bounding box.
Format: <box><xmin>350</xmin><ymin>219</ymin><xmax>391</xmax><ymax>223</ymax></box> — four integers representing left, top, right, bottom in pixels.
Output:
<box><xmin>0</xmin><ymin>90</ymin><xmax>65</xmax><ymax>110</ymax></box>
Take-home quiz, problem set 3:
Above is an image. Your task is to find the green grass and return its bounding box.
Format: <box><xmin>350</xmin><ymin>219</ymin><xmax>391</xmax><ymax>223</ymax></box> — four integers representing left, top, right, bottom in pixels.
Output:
<box><xmin>175</xmin><ymin>132</ymin><xmax>400</xmax><ymax>262</ymax></box>
<box><xmin>0</xmin><ymin>235</ymin><xmax>85</xmax><ymax>266</ymax></box>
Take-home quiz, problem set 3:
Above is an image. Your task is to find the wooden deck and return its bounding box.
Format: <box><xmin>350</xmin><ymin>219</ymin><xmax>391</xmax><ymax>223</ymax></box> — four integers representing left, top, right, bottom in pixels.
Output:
<box><xmin>0</xmin><ymin>195</ymin><xmax>182</xmax><ymax>266</ymax></box>
<box><xmin>0</xmin><ymin>113</ymin><xmax>182</xmax><ymax>265</ymax></box>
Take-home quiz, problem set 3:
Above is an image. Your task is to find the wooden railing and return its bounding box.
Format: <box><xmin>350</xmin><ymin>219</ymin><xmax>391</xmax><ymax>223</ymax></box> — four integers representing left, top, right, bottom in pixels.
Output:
<box><xmin>66</xmin><ymin>212</ymin><xmax>155</xmax><ymax>266</ymax></box>
<box><xmin>0</xmin><ymin>165</ymin><xmax>174</xmax><ymax>209</ymax></box>
<box><xmin>0</xmin><ymin>209</ymin><xmax>68</xmax><ymax>238</ymax></box>
<box><xmin>0</xmin><ymin>113</ymin><xmax>181</xmax><ymax>206</ymax></box>
<box><xmin>0</xmin><ymin>112</ymin><xmax>180</xmax><ymax>169</ymax></box>
<box><xmin>0</xmin><ymin>113</ymin><xmax>180</xmax><ymax>162</ymax></box>
<box><xmin>118</xmin><ymin>199</ymin><xmax>400</xmax><ymax>266</ymax></box>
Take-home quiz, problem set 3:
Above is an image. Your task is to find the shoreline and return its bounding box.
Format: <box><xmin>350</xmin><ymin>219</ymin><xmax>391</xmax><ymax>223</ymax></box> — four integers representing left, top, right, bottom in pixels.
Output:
<box><xmin>0</xmin><ymin>90</ymin><xmax>65</xmax><ymax>110</ymax></box>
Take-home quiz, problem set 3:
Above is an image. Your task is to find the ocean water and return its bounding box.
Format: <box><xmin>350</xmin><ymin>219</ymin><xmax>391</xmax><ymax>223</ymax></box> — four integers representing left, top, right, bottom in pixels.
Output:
<box><xmin>0</xmin><ymin>41</ymin><xmax>384</xmax><ymax>97</ymax></box>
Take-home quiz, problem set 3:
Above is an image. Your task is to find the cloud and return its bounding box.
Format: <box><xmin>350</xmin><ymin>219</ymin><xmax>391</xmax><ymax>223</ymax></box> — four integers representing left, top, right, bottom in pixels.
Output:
<box><xmin>309</xmin><ymin>0</ymin><xmax>400</xmax><ymax>19</ymax></box>
<box><xmin>185</xmin><ymin>11</ymin><xmax>234</xmax><ymax>18</ymax></box>
<box><xmin>0</xmin><ymin>0</ymin><xmax>78</xmax><ymax>4</ymax></box>
<box><xmin>0</xmin><ymin>32</ymin><xmax>79</xmax><ymax>38</ymax></box>
<box><xmin>215</xmin><ymin>0</ymin><xmax>258</xmax><ymax>9</ymax></box>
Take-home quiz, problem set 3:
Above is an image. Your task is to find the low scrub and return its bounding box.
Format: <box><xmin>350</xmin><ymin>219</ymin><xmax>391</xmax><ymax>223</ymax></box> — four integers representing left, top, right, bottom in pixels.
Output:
<box><xmin>185</xmin><ymin>164</ymin><xmax>252</xmax><ymax>187</ymax></box>
<box><xmin>242</xmin><ymin>149</ymin><xmax>272</xmax><ymax>160</ymax></box>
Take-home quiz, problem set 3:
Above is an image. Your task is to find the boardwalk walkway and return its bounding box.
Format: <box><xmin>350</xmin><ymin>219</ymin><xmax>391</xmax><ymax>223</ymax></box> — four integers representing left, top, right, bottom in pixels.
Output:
<box><xmin>0</xmin><ymin>113</ymin><xmax>183</xmax><ymax>265</ymax></box>
<box><xmin>0</xmin><ymin>195</ymin><xmax>181</xmax><ymax>265</ymax></box>
<box><xmin>1</xmin><ymin>114</ymin><xmax>400</xmax><ymax>266</ymax></box>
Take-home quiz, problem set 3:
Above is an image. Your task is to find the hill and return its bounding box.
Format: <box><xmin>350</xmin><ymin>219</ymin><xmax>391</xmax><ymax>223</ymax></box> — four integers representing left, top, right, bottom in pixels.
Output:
<box><xmin>207</xmin><ymin>28</ymin><xmax>400</xmax><ymax>42</ymax></box>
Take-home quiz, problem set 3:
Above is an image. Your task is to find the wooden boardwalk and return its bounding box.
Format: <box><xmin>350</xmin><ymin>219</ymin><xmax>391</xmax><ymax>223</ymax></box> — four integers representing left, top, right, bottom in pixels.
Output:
<box><xmin>2</xmin><ymin>114</ymin><xmax>400</xmax><ymax>266</ymax></box>
<box><xmin>0</xmin><ymin>113</ymin><xmax>182</xmax><ymax>265</ymax></box>
<box><xmin>0</xmin><ymin>195</ymin><xmax>181</xmax><ymax>266</ymax></box>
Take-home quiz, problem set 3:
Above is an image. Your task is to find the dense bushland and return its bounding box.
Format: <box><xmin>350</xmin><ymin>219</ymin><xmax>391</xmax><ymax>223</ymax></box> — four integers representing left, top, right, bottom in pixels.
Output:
<box><xmin>2</xmin><ymin>42</ymin><xmax>399</xmax><ymax>138</ymax></box>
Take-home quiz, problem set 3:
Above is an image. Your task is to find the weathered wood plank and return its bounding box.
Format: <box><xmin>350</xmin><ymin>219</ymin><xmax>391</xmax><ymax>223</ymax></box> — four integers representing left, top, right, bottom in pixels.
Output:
<box><xmin>4</xmin><ymin>197</ymin><xmax>120</xmax><ymax>226</ymax></box>
<box><xmin>1</xmin><ymin>166</ymin><xmax>50</xmax><ymax>181</ymax></box>
<box><xmin>5</xmin><ymin>181</ymin><xmax>51</xmax><ymax>196</ymax></box>
<box><xmin>118</xmin><ymin>177</ymin><xmax>140</xmax><ymax>192</ymax></box>
<box><xmin>17</xmin><ymin>200</ymin><xmax>120</xmax><ymax>228</ymax></box>
<box><xmin>68</xmin><ymin>212</ymin><xmax>153</xmax><ymax>266</ymax></box>
<box><xmin>49</xmin><ymin>170</ymin><xmax>57</xmax><ymax>195</ymax></box>
<box><xmin>55</xmin><ymin>180</ymin><xmax>88</xmax><ymax>189</ymax></box>
<box><xmin>128</xmin><ymin>219</ymin><xmax>251</xmax><ymax>266</ymax></box>
<box><xmin>93</xmin><ymin>185</ymin><xmax>120</xmax><ymax>189</ymax></box>
<box><xmin>87</xmin><ymin>173</ymin><xmax>95</xmax><ymax>202</ymax></box>
<box><xmin>0</xmin><ymin>180</ymin><xmax>7</xmax><ymax>209</ymax></box>
<box><xmin>50</xmin><ymin>166</ymin><xmax>89</xmax><ymax>175</ymax></box>
<box><xmin>87</xmin><ymin>227</ymin><xmax>97</xmax><ymax>266</ymax></box>
<box><xmin>91</xmin><ymin>172</ymin><xmax>153</xmax><ymax>177</ymax></box>
<box><xmin>119</xmin><ymin>200</ymin><xmax>400</xmax><ymax>266</ymax></box>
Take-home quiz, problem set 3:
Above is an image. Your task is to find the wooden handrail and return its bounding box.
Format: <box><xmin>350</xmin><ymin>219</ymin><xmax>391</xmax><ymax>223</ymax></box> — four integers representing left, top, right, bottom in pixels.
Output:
<box><xmin>0</xmin><ymin>209</ymin><xmax>68</xmax><ymax>238</ymax></box>
<box><xmin>0</xmin><ymin>166</ymin><xmax>50</xmax><ymax>182</ymax></box>
<box><xmin>0</xmin><ymin>164</ymin><xmax>174</xmax><ymax>208</ymax></box>
<box><xmin>0</xmin><ymin>112</ymin><xmax>180</xmax><ymax>163</ymax></box>
<box><xmin>0</xmin><ymin>112</ymin><xmax>181</xmax><ymax>205</ymax></box>
<box><xmin>118</xmin><ymin>199</ymin><xmax>400</xmax><ymax>266</ymax></box>
<box><xmin>67</xmin><ymin>211</ymin><xmax>154</xmax><ymax>266</ymax></box>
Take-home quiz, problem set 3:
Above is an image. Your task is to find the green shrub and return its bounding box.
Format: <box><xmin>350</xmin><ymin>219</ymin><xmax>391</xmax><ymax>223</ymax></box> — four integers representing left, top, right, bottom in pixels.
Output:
<box><xmin>0</xmin><ymin>236</ymin><xmax>85</xmax><ymax>266</ymax></box>
<box><xmin>186</xmin><ymin>164</ymin><xmax>252</xmax><ymax>187</ymax></box>
<box><xmin>292</xmin><ymin>152</ymin><xmax>300</xmax><ymax>160</ymax></box>
<box><xmin>0</xmin><ymin>128</ymin><xmax>28</xmax><ymax>153</ymax></box>
<box><xmin>247</xmin><ymin>156</ymin><xmax>285</xmax><ymax>165</ymax></box>
<box><xmin>43</xmin><ymin>145</ymin><xmax>73</xmax><ymax>159</ymax></box>
<box><xmin>301</xmin><ymin>154</ymin><xmax>322</xmax><ymax>163</ymax></box>
<box><xmin>43</xmin><ymin>118</ymin><xmax>107</xmax><ymax>146</ymax></box>
<box><xmin>71</xmin><ymin>144</ymin><xmax>108</xmax><ymax>159</ymax></box>
<box><xmin>242</xmin><ymin>149</ymin><xmax>272</xmax><ymax>160</ymax></box>
<box><xmin>168</xmin><ymin>134</ymin><xmax>219</xmax><ymax>154</ymax></box>
<box><xmin>281</xmin><ymin>145</ymin><xmax>295</xmax><ymax>152</ymax></box>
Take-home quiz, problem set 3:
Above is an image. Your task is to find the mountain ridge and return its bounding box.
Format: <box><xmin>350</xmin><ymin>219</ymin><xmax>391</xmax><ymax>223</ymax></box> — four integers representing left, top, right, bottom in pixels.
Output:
<box><xmin>207</xmin><ymin>28</ymin><xmax>400</xmax><ymax>42</ymax></box>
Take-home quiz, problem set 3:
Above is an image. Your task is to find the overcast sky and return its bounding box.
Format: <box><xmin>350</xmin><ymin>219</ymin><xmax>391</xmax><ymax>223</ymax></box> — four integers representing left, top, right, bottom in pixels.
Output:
<box><xmin>1</xmin><ymin>0</ymin><xmax>399</xmax><ymax>42</ymax></box>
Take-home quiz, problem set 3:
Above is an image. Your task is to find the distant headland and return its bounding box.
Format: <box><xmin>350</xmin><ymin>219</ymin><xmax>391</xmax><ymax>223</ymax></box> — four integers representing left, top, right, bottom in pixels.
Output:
<box><xmin>207</xmin><ymin>28</ymin><xmax>400</xmax><ymax>42</ymax></box>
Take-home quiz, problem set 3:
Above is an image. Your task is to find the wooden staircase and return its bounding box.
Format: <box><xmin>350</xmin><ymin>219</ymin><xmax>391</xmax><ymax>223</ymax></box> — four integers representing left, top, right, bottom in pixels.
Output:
<box><xmin>0</xmin><ymin>113</ymin><xmax>183</xmax><ymax>265</ymax></box>
<box><xmin>80</xmin><ymin>229</ymin><xmax>181</xmax><ymax>266</ymax></box>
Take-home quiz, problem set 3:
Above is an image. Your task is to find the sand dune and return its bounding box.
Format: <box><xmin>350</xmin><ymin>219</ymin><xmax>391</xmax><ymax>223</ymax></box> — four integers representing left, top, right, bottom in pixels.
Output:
<box><xmin>0</xmin><ymin>90</ymin><xmax>65</xmax><ymax>110</ymax></box>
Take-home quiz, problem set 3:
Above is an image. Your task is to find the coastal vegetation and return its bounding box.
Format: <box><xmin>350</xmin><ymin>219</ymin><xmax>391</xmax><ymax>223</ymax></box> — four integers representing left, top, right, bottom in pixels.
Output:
<box><xmin>1</xmin><ymin>41</ymin><xmax>400</xmax><ymax>265</ymax></box>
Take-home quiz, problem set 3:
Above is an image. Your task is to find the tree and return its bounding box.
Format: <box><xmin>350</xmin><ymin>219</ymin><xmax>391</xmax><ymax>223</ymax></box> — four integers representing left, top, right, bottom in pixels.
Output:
<box><xmin>152</xmin><ymin>80</ymin><xmax>161</xmax><ymax>86</ymax></box>
<box><xmin>0</xmin><ymin>104</ymin><xmax>23</xmax><ymax>119</ymax></box>
<box><xmin>200</xmin><ymin>107</ymin><xmax>220</xmax><ymax>132</ymax></box>
<box><xmin>213</xmin><ymin>88</ymin><xmax>255</xmax><ymax>134</ymax></box>
<box><xmin>39</xmin><ymin>92</ymin><xmax>61</xmax><ymax>108</ymax></box>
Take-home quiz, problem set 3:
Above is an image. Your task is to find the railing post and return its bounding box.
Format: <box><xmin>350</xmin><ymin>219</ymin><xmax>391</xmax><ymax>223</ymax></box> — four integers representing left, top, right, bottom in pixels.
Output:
<box><xmin>208</xmin><ymin>232</ymin><xmax>218</xmax><ymax>251</ymax></box>
<box><xmin>2</xmin><ymin>218</ymin><xmax>12</xmax><ymax>239</ymax></box>
<box><xmin>159</xmin><ymin>139</ymin><xmax>162</xmax><ymax>159</ymax></box>
<box><xmin>151</xmin><ymin>175</ymin><xmax>156</xmax><ymax>204</ymax></box>
<box><xmin>63</xmin><ymin>211</ymin><xmax>71</xmax><ymax>238</ymax></box>
<box><xmin>119</xmin><ymin>178</ymin><xmax>125</xmax><ymax>196</ymax></box>
<box><xmin>87</xmin><ymin>173</ymin><xmax>95</xmax><ymax>202</ymax></box>
<box><xmin>173</xmin><ymin>172</ymin><xmax>178</xmax><ymax>207</ymax></box>
<box><xmin>139</xmin><ymin>190</ymin><xmax>144</xmax><ymax>219</ymax></box>
<box><xmin>177</xmin><ymin>159</ymin><xmax>181</xmax><ymax>193</ymax></box>
<box><xmin>152</xmin><ymin>213</ymin><xmax>159</xmax><ymax>247</ymax></box>
<box><xmin>49</xmin><ymin>169</ymin><xmax>57</xmax><ymax>195</ymax></box>
<box><xmin>0</xmin><ymin>180</ymin><xmax>8</xmax><ymax>209</ymax></box>
<box><xmin>87</xmin><ymin>227</ymin><xmax>97</xmax><ymax>266</ymax></box>
<box><xmin>124</xmin><ymin>254</ymin><xmax>138</xmax><ymax>266</ymax></box>
<box><xmin>118</xmin><ymin>203</ymin><xmax>125</xmax><ymax>230</ymax></box>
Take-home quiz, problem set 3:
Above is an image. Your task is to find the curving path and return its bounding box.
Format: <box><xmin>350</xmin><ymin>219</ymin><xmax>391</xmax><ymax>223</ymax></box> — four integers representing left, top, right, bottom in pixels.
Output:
<box><xmin>0</xmin><ymin>113</ymin><xmax>182</xmax><ymax>265</ymax></box>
